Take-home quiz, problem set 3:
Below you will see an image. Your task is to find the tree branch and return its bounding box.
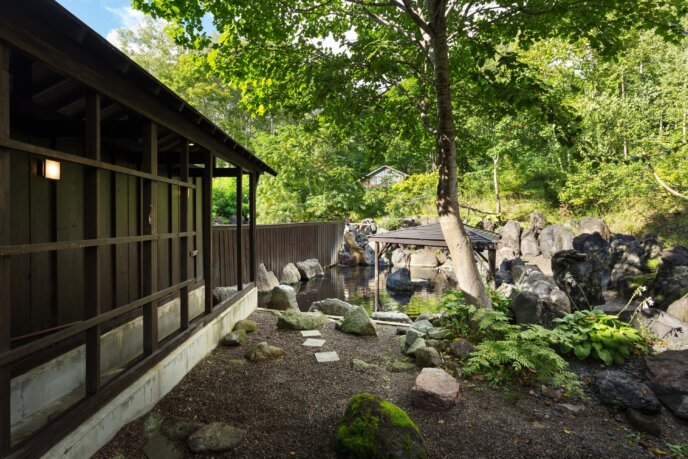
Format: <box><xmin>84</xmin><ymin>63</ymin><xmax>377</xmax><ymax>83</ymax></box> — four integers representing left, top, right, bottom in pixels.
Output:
<box><xmin>648</xmin><ymin>162</ymin><xmax>688</xmax><ymax>201</ymax></box>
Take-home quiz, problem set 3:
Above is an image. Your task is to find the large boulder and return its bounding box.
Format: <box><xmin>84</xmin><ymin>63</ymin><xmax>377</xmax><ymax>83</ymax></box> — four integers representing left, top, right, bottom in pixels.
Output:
<box><xmin>409</xmin><ymin>250</ymin><xmax>438</xmax><ymax>268</ymax></box>
<box><xmin>277</xmin><ymin>310</ymin><xmax>328</xmax><ymax>330</ymax></box>
<box><xmin>336</xmin><ymin>393</ymin><xmax>427</xmax><ymax>459</ymax></box>
<box><xmin>415</xmin><ymin>347</ymin><xmax>442</xmax><ymax>368</ymax></box>
<box><xmin>391</xmin><ymin>248</ymin><xmax>407</xmax><ymax>267</ymax></box>
<box><xmin>280</xmin><ymin>263</ymin><xmax>302</xmax><ymax>284</ymax></box>
<box><xmin>573</xmin><ymin>232</ymin><xmax>612</xmax><ymax>290</ymax></box>
<box><xmin>499</xmin><ymin>220</ymin><xmax>522</xmax><ymax>254</ymax></box>
<box><xmin>595</xmin><ymin>370</ymin><xmax>660</xmax><ymax>413</ymax></box>
<box><xmin>411</xmin><ymin>368</ymin><xmax>460</xmax><ymax>410</ymax></box>
<box><xmin>510</xmin><ymin>266</ymin><xmax>571</xmax><ymax>328</ymax></box>
<box><xmin>267</xmin><ymin>285</ymin><xmax>299</xmax><ymax>310</ymax></box>
<box><xmin>611</xmin><ymin>234</ymin><xmax>663</xmax><ymax>285</ymax></box>
<box><xmin>386</xmin><ymin>268</ymin><xmax>413</xmax><ymax>292</ymax></box>
<box><xmin>363</xmin><ymin>243</ymin><xmax>377</xmax><ymax>266</ymax></box>
<box><xmin>256</xmin><ymin>263</ymin><xmax>279</xmax><ymax>293</ymax></box>
<box><xmin>551</xmin><ymin>251</ymin><xmax>605</xmax><ymax>309</ymax></box>
<box><xmin>188</xmin><ymin>422</ymin><xmax>245</xmax><ymax>453</ymax></box>
<box><xmin>667</xmin><ymin>295</ymin><xmax>688</xmax><ymax>322</ymax></box>
<box><xmin>578</xmin><ymin>217</ymin><xmax>611</xmax><ymax>241</ymax></box>
<box><xmin>520</xmin><ymin>228</ymin><xmax>540</xmax><ymax>257</ymax></box>
<box><xmin>296</xmin><ymin>259</ymin><xmax>325</xmax><ymax>280</ymax></box>
<box><xmin>310</xmin><ymin>298</ymin><xmax>354</xmax><ymax>316</ymax></box>
<box><xmin>343</xmin><ymin>232</ymin><xmax>365</xmax><ymax>266</ymax></box>
<box><xmin>371</xmin><ymin>311</ymin><xmax>412</xmax><ymax>323</ymax></box>
<box><xmin>643</xmin><ymin>350</ymin><xmax>688</xmax><ymax>420</ymax></box>
<box><xmin>335</xmin><ymin>305</ymin><xmax>377</xmax><ymax>336</ymax></box>
<box><xmin>529</xmin><ymin>211</ymin><xmax>546</xmax><ymax>232</ymax></box>
<box><xmin>244</xmin><ymin>342</ymin><xmax>285</xmax><ymax>361</ymax></box>
<box><xmin>650</xmin><ymin>247</ymin><xmax>688</xmax><ymax>307</ymax></box>
<box><xmin>539</xmin><ymin>224</ymin><xmax>574</xmax><ymax>259</ymax></box>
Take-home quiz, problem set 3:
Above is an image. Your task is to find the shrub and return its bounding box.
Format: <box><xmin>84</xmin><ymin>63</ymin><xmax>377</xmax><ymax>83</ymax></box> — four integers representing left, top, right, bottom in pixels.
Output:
<box><xmin>553</xmin><ymin>310</ymin><xmax>649</xmax><ymax>366</ymax></box>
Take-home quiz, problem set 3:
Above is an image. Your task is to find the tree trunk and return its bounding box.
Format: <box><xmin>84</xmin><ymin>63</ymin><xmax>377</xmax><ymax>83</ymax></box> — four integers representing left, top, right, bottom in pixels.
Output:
<box><xmin>428</xmin><ymin>0</ymin><xmax>490</xmax><ymax>308</ymax></box>
<box><xmin>493</xmin><ymin>153</ymin><xmax>501</xmax><ymax>214</ymax></box>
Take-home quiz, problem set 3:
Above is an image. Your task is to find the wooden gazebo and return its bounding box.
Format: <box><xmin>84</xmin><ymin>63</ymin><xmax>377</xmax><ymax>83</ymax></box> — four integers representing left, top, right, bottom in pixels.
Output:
<box><xmin>0</xmin><ymin>1</ymin><xmax>274</xmax><ymax>457</ymax></box>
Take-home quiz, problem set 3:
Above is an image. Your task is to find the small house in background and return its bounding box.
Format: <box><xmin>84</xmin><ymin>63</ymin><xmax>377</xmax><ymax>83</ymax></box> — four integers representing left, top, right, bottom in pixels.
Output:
<box><xmin>361</xmin><ymin>166</ymin><xmax>409</xmax><ymax>188</ymax></box>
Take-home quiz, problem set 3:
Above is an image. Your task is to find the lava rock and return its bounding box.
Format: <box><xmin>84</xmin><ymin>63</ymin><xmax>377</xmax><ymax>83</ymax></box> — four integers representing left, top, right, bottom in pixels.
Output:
<box><xmin>643</xmin><ymin>350</ymin><xmax>688</xmax><ymax>420</ymax></box>
<box><xmin>625</xmin><ymin>409</ymin><xmax>662</xmax><ymax>437</ymax></box>
<box><xmin>552</xmin><ymin>250</ymin><xmax>605</xmax><ymax>309</ymax></box>
<box><xmin>595</xmin><ymin>370</ymin><xmax>660</xmax><ymax>413</ymax></box>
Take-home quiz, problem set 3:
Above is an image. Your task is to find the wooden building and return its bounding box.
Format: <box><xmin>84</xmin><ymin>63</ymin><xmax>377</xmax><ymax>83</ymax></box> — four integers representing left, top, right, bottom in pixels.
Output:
<box><xmin>361</xmin><ymin>165</ymin><xmax>409</xmax><ymax>188</ymax></box>
<box><xmin>0</xmin><ymin>1</ymin><xmax>275</xmax><ymax>456</ymax></box>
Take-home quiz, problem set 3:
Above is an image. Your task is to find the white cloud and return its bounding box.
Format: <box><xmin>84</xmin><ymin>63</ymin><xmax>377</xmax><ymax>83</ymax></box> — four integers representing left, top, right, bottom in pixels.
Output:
<box><xmin>104</xmin><ymin>6</ymin><xmax>148</xmax><ymax>47</ymax></box>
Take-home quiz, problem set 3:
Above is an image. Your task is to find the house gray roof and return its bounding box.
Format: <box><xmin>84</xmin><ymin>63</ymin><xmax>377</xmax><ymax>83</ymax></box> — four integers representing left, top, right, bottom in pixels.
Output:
<box><xmin>363</xmin><ymin>165</ymin><xmax>409</xmax><ymax>179</ymax></box>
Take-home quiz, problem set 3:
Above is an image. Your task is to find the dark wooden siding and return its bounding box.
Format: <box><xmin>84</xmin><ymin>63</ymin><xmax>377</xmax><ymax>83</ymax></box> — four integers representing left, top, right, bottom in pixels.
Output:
<box><xmin>212</xmin><ymin>222</ymin><xmax>344</xmax><ymax>287</ymax></box>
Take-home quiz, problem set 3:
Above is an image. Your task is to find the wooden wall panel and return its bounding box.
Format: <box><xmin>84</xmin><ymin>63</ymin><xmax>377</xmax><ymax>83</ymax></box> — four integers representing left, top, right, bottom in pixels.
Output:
<box><xmin>9</xmin><ymin>152</ymin><xmax>31</xmax><ymax>337</ymax></box>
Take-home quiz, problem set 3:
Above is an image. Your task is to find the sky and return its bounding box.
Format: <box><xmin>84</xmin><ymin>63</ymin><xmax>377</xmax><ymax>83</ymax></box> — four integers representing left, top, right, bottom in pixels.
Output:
<box><xmin>56</xmin><ymin>0</ymin><xmax>144</xmax><ymax>43</ymax></box>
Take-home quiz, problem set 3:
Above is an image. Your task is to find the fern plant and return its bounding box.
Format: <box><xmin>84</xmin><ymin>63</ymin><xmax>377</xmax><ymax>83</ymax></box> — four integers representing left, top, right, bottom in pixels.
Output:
<box><xmin>553</xmin><ymin>310</ymin><xmax>649</xmax><ymax>366</ymax></box>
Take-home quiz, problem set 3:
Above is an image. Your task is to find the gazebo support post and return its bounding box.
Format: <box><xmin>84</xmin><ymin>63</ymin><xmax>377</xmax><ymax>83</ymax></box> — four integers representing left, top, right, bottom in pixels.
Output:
<box><xmin>374</xmin><ymin>241</ymin><xmax>379</xmax><ymax>312</ymax></box>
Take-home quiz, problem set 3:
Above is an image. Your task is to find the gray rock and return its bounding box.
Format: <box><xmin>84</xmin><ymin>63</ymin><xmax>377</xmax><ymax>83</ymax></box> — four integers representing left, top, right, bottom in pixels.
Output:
<box><xmin>653</xmin><ymin>265</ymin><xmax>688</xmax><ymax>308</ymax></box>
<box><xmin>595</xmin><ymin>370</ymin><xmax>660</xmax><ymax>413</ymax></box>
<box><xmin>267</xmin><ymin>285</ymin><xmax>299</xmax><ymax>310</ymax></box>
<box><xmin>450</xmin><ymin>339</ymin><xmax>475</xmax><ymax>360</ymax></box>
<box><xmin>143</xmin><ymin>434</ymin><xmax>183</xmax><ymax>459</ymax></box>
<box><xmin>425</xmin><ymin>339</ymin><xmax>440</xmax><ymax>348</ymax></box>
<box><xmin>509</xmin><ymin>290</ymin><xmax>569</xmax><ymax>329</ymax></box>
<box><xmin>309</xmin><ymin>298</ymin><xmax>353</xmax><ymax>316</ymax></box>
<box><xmin>415</xmin><ymin>313</ymin><xmax>434</xmax><ymax>322</ymax></box>
<box><xmin>409</xmin><ymin>249</ymin><xmax>439</xmax><ymax>268</ymax></box>
<box><xmin>497</xmin><ymin>282</ymin><xmax>516</xmax><ymax>299</ymax></box>
<box><xmin>552</xmin><ymin>250</ymin><xmax>605</xmax><ymax>309</ymax></box>
<box><xmin>233</xmin><ymin>319</ymin><xmax>257</xmax><ymax>333</ymax></box>
<box><xmin>277</xmin><ymin>310</ymin><xmax>328</xmax><ymax>330</ymax></box>
<box><xmin>363</xmin><ymin>243</ymin><xmax>377</xmax><ymax>266</ymax></box>
<box><xmin>500</xmin><ymin>220</ymin><xmax>522</xmax><ymax>254</ymax></box>
<box><xmin>405</xmin><ymin>328</ymin><xmax>425</xmax><ymax>348</ymax></box>
<box><xmin>411</xmin><ymin>368</ymin><xmax>460</xmax><ymax>410</ymax></box>
<box><xmin>539</xmin><ymin>224</ymin><xmax>575</xmax><ymax>259</ymax></box>
<box><xmin>222</xmin><ymin>329</ymin><xmax>247</xmax><ymax>346</ymax></box>
<box><xmin>520</xmin><ymin>228</ymin><xmax>540</xmax><ymax>257</ymax></box>
<box><xmin>415</xmin><ymin>347</ymin><xmax>442</xmax><ymax>368</ymax></box>
<box><xmin>280</xmin><ymin>263</ymin><xmax>302</xmax><ymax>284</ymax></box>
<box><xmin>371</xmin><ymin>311</ymin><xmax>412</xmax><ymax>323</ymax></box>
<box><xmin>530</xmin><ymin>211</ymin><xmax>546</xmax><ymax>232</ymax></box>
<box><xmin>480</xmin><ymin>219</ymin><xmax>497</xmax><ymax>232</ymax></box>
<box><xmin>351</xmin><ymin>358</ymin><xmax>378</xmax><ymax>372</ymax></box>
<box><xmin>244</xmin><ymin>342</ymin><xmax>285</xmax><ymax>361</ymax></box>
<box><xmin>386</xmin><ymin>268</ymin><xmax>413</xmax><ymax>291</ymax></box>
<box><xmin>335</xmin><ymin>305</ymin><xmax>377</xmax><ymax>336</ymax></box>
<box><xmin>625</xmin><ymin>409</ymin><xmax>662</xmax><ymax>437</ymax></box>
<box><xmin>667</xmin><ymin>295</ymin><xmax>688</xmax><ymax>322</ymax></box>
<box><xmin>388</xmin><ymin>361</ymin><xmax>417</xmax><ymax>373</ymax></box>
<box><xmin>213</xmin><ymin>286</ymin><xmax>238</xmax><ymax>305</ymax></box>
<box><xmin>187</xmin><ymin>422</ymin><xmax>246</xmax><ymax>453</ymax></box>
<box><xmin>336</xmin><ymin>393</ymin><xmax>427</xmax><ymax>459</ymax></box>
<box><xmin>391</xmin><ymin>248</ymin><xmax>407</xmax><ymax>267</ymax></box>
<box><xmin>573</xmin><ymin>233</ymin><xmax>612</xmax><ymax>291</ymax></box>
<box><xmin>405</xmin><ymin>338</ymin><xmax>426</xmax><ymax>356</ymax></box>
<box><xmin>411</xmin><ymin>319</ymin><xmax>434</xmax><ymax>334</ymax></box>
<box><xmin>256</xmin><ymin>263</ymin><xmax>279</xmax><ymax>293</ymax></box>
<box><xmin>165</xmin><ymin>421</ymin><xmax>206</xmax><ymax>441</ymax></box>
<box><xmin>143</xmin><ymin>411</ymin><xmax>164</xmax><ymax>439</ymax></box>
<box><xmin>643</xmin><ymin>350</ymin><xmax>688</xmax><ymax>420</ymax></box>
<box><xmin>427</xmin><ymin>328</ymin><xmax>450</xmax><ymax>340</ymax></box>
<box><xmin>296</xmin><ymin>259</ymin><xmax>324</xmax><ymax>280</ymax></box>
<box><xmin>578</xmin><ymin>217</ymin><xmax>611</xmax><ymax>241</ymax></box>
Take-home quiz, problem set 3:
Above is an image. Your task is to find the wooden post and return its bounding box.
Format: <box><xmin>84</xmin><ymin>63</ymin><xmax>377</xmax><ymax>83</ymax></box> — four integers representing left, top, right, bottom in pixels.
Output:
<box><xmin>488</xmin><ymin>246</ymin><xmax>497</xmax><ymax>288</ymax></box>
<box><xmin>84</xmin><ymin>93</ymin><xmax>101</xmax><ymax>394</ymax></box>
<box><xmin>179</xmin><ymin>140</ymin><xmax>189</xmax><ymax>329</ymax></box>
<box><xmin>142</xmin><ymin>122</ymin><xmax>158</xmax><ymax>355</ymax></box>
<box><xmin>0</xmin><ymin>40</ymin><xmax>11</xmax><ymax>456</ymax></box>
<box><xmin>248</xmin><ymin>173</ymin><xmax>258</xmax><ymax>282</ymax></box>
<box><xmin>374</xmin><ymin>241</ymin><xmax>379</xmax><ymax>312</ymax></box>
<box><xmin>236</xmin><ymin>170</ymin><xmax>243</xmax><ymax>290</ymax></box>
<box><xmin>202</xmin><ymin>152</ymin><xmax>213</xmax><ymax>313</ymax></box>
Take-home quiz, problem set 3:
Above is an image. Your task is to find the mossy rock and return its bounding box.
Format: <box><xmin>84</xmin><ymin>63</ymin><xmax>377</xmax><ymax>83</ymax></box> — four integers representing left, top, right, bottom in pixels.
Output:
<box><xmin>336</xmin><ymin>393</ymin><xmax>427</xmax><ymax>459</ymax></box>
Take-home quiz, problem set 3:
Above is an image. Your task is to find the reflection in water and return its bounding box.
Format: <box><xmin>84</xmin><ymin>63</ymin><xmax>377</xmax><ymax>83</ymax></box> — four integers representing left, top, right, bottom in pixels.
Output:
<box><xmin>259</xmin><ymin>265</ymin><xmax>455</xmax><ymax>316</ymax></box>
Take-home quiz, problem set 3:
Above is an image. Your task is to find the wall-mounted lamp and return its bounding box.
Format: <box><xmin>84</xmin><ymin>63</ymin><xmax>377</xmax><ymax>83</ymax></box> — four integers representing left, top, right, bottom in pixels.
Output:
<box><xmin>37</xmin><ymin>159</ymin><xmax>61</xmax><ymax>180</ymax></box>
<box><xmin>188</xmin><ymin>142</ymin><xmax>195</xmax><ymax>147</ymax></box>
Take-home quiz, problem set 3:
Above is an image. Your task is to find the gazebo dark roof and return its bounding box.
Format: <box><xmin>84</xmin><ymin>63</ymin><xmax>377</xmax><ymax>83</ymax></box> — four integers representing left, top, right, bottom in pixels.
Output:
<box><xmin>368</xmin><ymin>223</ymin><xmax>500</xmax><ymax>251</ymax></box>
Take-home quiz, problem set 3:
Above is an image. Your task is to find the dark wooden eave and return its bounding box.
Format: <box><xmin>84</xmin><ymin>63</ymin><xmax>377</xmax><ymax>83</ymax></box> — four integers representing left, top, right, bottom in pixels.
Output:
<box><xmin>0</xmin><ymin>0</ymin><xmax>276</xmax><ymax>176</ymax></box>
<box><xmin>368</xmin><ymin>224</ymin><xmax>500</xmax><ymax>251</ymax></box>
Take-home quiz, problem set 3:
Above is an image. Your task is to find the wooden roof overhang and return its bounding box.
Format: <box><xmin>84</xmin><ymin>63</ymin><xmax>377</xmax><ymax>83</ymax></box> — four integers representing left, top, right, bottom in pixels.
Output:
<box><xmin>0</xmin><ymin>0</ymin><xmax>276</xmax><ymax>176</ymax></box>
<box><xmin>368</xmin><ymin>223</ymin><xmax>500</xmax><ymax>252</ymax></box>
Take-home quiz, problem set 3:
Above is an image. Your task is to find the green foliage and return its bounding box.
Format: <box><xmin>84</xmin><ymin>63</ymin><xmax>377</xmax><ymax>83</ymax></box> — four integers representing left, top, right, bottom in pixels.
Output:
<box><xmin>667</xmin><ymin>443</ymin><xmax>688</xmax><ymax>459</ymax></box>
<box><xmin>553</xmin><ymin>310</ymin><xmax>649</xmax><ymax>366</ymax></box>
<box><xmin>212</xmin><ymin>178</ymin><xmax>249</xmax><ymax>220</ymax></box>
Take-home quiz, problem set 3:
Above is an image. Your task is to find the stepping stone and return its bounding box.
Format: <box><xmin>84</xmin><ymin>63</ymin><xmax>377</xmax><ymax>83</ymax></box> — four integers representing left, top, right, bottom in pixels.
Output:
<box><xmin>303</xmin><ymin>338</ymin><xmax>326</xmax><ymax>347</ymax></box>
<box><xmin>315</xmin><ymin>351</ymin><xmax>340</xmax><ymax>363</ymax></box>
<box><xmin>301</xmin><ymin>330</ymin><xmax>322</xmax><ymax>337</ymax></box>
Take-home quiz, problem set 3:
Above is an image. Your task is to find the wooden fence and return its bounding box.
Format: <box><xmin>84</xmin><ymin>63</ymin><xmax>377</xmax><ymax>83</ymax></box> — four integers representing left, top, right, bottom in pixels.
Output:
<box><xmin>212</xmin><ymin>222</ymin><xmax>345</xmax><ymax>287</ymax></box>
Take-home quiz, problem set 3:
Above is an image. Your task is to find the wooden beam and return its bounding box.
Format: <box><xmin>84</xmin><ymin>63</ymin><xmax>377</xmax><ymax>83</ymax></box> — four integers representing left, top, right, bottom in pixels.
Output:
<box><xmin>84</xmin><ymin>92</ymin><xmax>101</xmax><ymax>394</ymax></box>
<box><xmin>142</xmin><ymin>122</ymin><xmax>158</xmax><ymax>355</ymax></box>
<box><xmin>179</xmin><ymin>139</ymin><xmax>189</xmax><ymax>330</ymax></box>
<box><xmin>0</xmin><ymin>7</ymin><xmax>267</xmax><ymax>174</ymax></box>
<box><xmin>235</xmin><ymin>171</ymin><xmax>243</xmax><ymax>290</ymax></box>
<box><xmin>0</xmin><ymin>39</ymin><xmax>11</xmax><ymax>457</ymax></box>
<box><xmin>248</xmin><ymin>173</ymin><xmax>258</xmax><ymax>282</ymax></box>
<box><xmin>202</xmin><ymin>153</ymin><xmax>213</xmax><ymax>312</ymax></box>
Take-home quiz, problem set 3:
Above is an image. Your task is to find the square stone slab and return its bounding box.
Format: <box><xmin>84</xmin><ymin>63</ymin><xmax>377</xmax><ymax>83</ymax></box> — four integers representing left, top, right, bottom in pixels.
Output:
<box><xmin>315</xmin><ymin>351</ymin><xmax>340</xmax><ymax>363</ymax></box>
<box><xmin>301</xmin><ymin>330</ymin><xmax>322</xmax><ymax>337</ymax></box>
<box><xmin>303</xmin><ymin>338</ymin><xmax>326</xmax><ymax>347</ymax></box>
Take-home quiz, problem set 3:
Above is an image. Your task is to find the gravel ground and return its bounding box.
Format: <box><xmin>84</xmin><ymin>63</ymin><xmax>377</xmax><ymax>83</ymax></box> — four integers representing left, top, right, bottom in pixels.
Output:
<box><xmin>95</xmin><ymin>309</ymin><xmax>688</xmax><ymax>459</ymax></box>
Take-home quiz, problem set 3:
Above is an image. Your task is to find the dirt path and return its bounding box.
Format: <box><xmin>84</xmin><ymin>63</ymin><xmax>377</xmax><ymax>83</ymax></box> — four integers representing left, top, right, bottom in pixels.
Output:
<box><xmin>95</xmin><ymin>309</ymin><xmax>688</xmax><ymax>459</ymax></box>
